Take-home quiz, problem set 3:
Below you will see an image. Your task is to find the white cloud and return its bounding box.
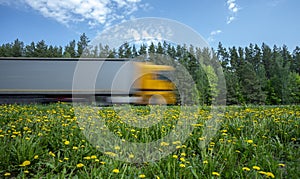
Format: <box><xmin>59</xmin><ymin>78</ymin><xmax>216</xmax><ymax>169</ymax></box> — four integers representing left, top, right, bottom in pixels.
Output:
<box><xmin>210</xmin><ymin>30</ymin><xmax>222</xmax><ymax>36</ymax></box>
<box><xmin>208</xmin><ymin>29</ymin><xmax>222</xmax><ymax>43</ymax></box>
<box><xmin>226</xmin><ymin>0</ymin><xmax>240</xmax><ymax>24</ymax></box>
<box><xmin>2</xmin><ymin>0</ymin><xmax>143</xmax><ymax>28</ymax></box>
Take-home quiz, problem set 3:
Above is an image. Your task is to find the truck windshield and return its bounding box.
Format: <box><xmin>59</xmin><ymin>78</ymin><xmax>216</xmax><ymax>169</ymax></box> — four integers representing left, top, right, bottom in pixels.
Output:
<box><xmin>156</xmin><ymin>71</ymin><xmax>172</xmax><ymax>82</ymax></box>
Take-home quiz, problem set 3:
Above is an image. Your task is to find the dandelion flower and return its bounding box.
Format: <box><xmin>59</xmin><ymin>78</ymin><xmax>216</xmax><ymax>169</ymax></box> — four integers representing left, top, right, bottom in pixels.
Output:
<box><xmin>278</xmin><ymin>163</ymin><xmax>285</xmax><ymax>167</ymax></box>
<box><xmin>246</xmin><ymin>140</ymin><xmax>253</xmax><ymax>144</ymax></box>
<box><xmin>64</xmin><ymin>141</ymin><xmax>70</xmax><ymax>145</ymax></box>
<box><xmin>112</xmin><ymin>169</ymin><xmax>120</xmax><ymax>173</ymax></box>
<box><xmin>139</xmin><ymin>174</ymin><xmax>146</xmax><ymax>178</ymax></box>
<box><xmin>4</xmin><ymin>172</ymin><xmax>11</xmax><ymax>176</ymax></box>
<box><xmin>203</xmin><ymin>160</ymin><xmax>208</xmax><ymax>164</ymax></box>
<box><xmin>265</xmin><ymin>172</ymin><xmax>275</xmax><ymax>178</ymax></box>
<box><xmin>34</xmin><ymin>155</ymin><xmax>38</xmax><ymax>159</ymax></box>
<box><xmin>242</xmin><ymin>167</ymin><xmax>250</xmax><ymax>171</ymax></box>
<box><xmin>19</xmin><ymin>160</ymin><xmax>30</xmax><ymax>167</ymax></box>
<box><xmin>253</xmin><ymin>166</ymin><xmax>260</xmax><ymax>170</ymax></box>
<box><xmin>179</xmin><ymin>164</ymin><xmax>185</xmax><ymax>168</ymax></box>
<box><xmin>172</xmin><ymin>155</ymin><xmax>178</xmax><ymax>159</ymax></box>
<box><xmin>212</xmin><ymin>172</ymin><xmax>220</xmax><ymax>177</ymax></box>
<box><xmin>49</xmin><ymin>151</ymin><xmax>55</xmax><ymax>157</ymax></box>
<box><xmin>76</xmin><ymin>163</ymin><xmax>84</xmax><ymax>168</ymax></box>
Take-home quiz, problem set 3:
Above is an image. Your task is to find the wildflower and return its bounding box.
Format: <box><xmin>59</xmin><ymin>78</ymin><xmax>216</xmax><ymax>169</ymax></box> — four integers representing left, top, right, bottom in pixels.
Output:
<box><xmin>253</xmin><ymin>166</ymin><xmax>260</xmax><ymax>170</ymax></box>
<box><xmin>64</xmin><ymin>140</ymin><xmax>70</xmax><ymax>145</ymax></box>
<box><xmin>34</xmin><ymin>155</ymin><xmax>38</xmax><ymax>159</ymax></box>
<box><xmin>246</xmin><ymin>140</ymin><xmax>253</xmax><ymax>144</ymax></box>
<box><xmin>265</xmin><ymin>172</ymin><xmax>275</xmax><ymax>178</ymax></box>
<box><xmin>114</xmin><ymin>146</ymin><xmax>120</xmax><ymax>150</ymax></box>
<box><xmin>23</xmin><ymin>127</ymin><xmax>29</xmax><ymax>131</ymax></box>
<box><xmin>259</xmin><ymin>171</ymin><xmax>267</xmax><ymax>175</ymax></box>
<box><xmin>64</xmin><ymin>157</ymin><xmax>69</xmax><ymax>160</ymax></box>
<box><xmin>84</xmin><ymin>156</ymin><xmax>91</xmax><ymax>160</ymax></box>
<box><xmin>19</xmin><ymin>160</ymin><xmax>30</xmax><ymax>167</ymax></box>
<box><xmin>112</xmin><ymin>169</ymin><xmax>120</xmax><ymax>173</ymax></box>
<box><xmin>181</xmin><ymin>152</ymin><xmax>186</xmax><ymax>157</ymax></box>
<box><xmin>180</xmin><ymin>157</ymin><xmax>185</xmax><ymax>162</ymax></box>
<box><xmin>77</xmin><ymin>163</ymin><xmax>84</xmax><ymax>168</ymax></box>
<box><xmin>129</xmin><ymin>154</ymin><xmax>134</xmax><ymax>158</ymax></box>
<box><xmin>278</xmin><ymin>163</ymin><xmax>285</xmax><ymax>167</ymax></box>
<box><xmin>212</xmin><ymin>172</ymin><xmax>220</xmax><ymax>177</ymax></box>
<box><xmin>179</xmin><ymin>164</ymin><xmax>186</xmax><ymax>168</ymax></box>
<box><xmin>91</xmin><ymin>155</ymin><xmax>97</xmax><ymax>159</ymax></box>
<box><xmin>242</xmin><ymin>167</ymin><xmax>250</xmax><ymax>171</ymax></box>
<box><xmin>4</xmin><ymin>172</ymin><xmax>11</xmax><ymax>176</ymax></box>
<box><xmin>139</xmin><ymin>174</ymin><xmax>146</xmax><ymax>178</ymax></box>
<box><xmin>73</xmin><ymin>146</ymin><xmax>78</xmax><ymax>150</ymax></box>
<box><xmin>100</xmin><ymin>161</ymin><xmax>106</xmax><ymax>165</ymax></box>
<box><xmin>203</xmin><ymin>160</ymin><xmax>208</xmax><ymax>164</ymax></box>
<box><xmin>49</xmin><ymin>151</ymin><xmax>55</xmax><ymax>157</ymax></box>
<box><xmin>291</xmin><ymin>138</ymin><xmax>296</xmax><ymax>141</ymax></box>
<box><xmin>160</xmin><ymin>142</ymin><xmax>169</xmax><ymax>146</ymax></box>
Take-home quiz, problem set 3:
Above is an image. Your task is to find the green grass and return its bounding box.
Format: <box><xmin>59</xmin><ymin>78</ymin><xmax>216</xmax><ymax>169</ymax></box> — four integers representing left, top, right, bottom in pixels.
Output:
<box><xmin>0</xmin><ymin>103</ymin><xmax>299</xmax><ymax>178</ymax></box>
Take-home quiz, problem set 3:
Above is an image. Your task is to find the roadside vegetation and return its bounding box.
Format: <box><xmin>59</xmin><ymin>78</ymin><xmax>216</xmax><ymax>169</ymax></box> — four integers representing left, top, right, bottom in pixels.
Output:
<box><xmin>0</xmin><ymin>103</ymin><xmax>299</xmax><ymax>178</ymax></box>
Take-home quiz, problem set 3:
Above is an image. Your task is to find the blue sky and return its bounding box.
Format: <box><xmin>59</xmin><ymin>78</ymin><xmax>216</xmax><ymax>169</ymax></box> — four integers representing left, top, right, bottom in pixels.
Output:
<box><xmin>0</xmin><ymin>0</ymin><xmax>299</xmax><ymax>50</ymax></box>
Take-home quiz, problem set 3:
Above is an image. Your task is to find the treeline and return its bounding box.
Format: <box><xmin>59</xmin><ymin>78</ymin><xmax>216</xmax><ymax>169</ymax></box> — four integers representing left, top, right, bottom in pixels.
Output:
<box><xmin>0</xmin><ymin>33</ymin><xmax>299</xmax><ymax>105</ymax></box>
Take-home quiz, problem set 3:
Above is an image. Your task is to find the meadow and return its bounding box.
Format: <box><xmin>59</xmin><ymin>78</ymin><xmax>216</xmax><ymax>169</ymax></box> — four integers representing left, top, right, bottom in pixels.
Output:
<box><xmin>0</xmin><ymin>103</ymin><xmax>299</xmax><ymax>178</ymax></box>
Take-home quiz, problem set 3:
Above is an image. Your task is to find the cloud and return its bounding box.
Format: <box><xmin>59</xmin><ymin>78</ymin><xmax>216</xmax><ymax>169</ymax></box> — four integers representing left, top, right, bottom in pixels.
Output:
<box><xmin>226</xmin><ymin>0</ymin><xmax>240</xmax><ymax>24</ymax></box>
<box><xmin>1</xmin><ymin>0</ymin><xmax>142</xmax><ymax>28</ymax></box>
<box><xmin>208</xmin><ymin>30</ymin><xmax>222</xmax><ymax>43</ymax></box>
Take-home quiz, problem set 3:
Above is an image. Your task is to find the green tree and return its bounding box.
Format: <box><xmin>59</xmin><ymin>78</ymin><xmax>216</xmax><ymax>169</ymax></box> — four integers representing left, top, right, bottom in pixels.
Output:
<box><xmin>77</xmin><ymin>33</ymin><xmax>90</xmax><ymax>57</ymax></box>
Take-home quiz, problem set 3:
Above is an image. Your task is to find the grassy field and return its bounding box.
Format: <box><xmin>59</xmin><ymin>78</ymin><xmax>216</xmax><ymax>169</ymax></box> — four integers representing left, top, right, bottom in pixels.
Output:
<box><xmin>0</xmin><ymin>103</ymin><xmax>299</xmax><ymax>178</ymax></box>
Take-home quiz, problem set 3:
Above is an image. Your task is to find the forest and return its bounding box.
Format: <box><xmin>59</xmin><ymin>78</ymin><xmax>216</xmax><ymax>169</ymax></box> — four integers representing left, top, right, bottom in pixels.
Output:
<box><xmin>0</xmin><ymin>33</ymin><xmax>299</xmax><ymax>105</ymax></box>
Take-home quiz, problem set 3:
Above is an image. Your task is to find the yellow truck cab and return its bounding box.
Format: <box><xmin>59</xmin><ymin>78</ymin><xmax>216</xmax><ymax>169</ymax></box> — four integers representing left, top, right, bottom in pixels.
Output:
<box><xmin>134</xmin><ymin>62</ymin><xmax>176</xmax><ymax>105</ymax></box>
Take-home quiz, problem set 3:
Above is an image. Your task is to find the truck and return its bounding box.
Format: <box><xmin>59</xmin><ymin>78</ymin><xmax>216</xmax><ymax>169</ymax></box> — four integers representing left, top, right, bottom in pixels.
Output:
<box><xmin>0</xmin><ymin>57</ymin><xmax>176</xmax><ymax>105</ymax></box>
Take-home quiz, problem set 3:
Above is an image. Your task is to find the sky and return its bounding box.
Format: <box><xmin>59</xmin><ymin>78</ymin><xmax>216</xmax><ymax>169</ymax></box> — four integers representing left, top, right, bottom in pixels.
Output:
<box><xmin>0</xmin><ymin>0</ymin><xmax>299</xmax><ymax>51</ymax></box>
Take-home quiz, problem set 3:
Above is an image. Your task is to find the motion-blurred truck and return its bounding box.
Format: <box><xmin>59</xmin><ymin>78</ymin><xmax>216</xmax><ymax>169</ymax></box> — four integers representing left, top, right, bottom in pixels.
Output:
<box><xmin>0</xmin><ymin>58</ymin><xmax>176</xmax><ymax>105</ymax></box>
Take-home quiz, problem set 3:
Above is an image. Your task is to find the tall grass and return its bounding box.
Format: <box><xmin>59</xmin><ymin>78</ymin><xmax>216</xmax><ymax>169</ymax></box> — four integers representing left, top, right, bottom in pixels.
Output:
<box><xmin>0</xmin><ymin>103</ymin><xmax>299</xmax><ymax>178</ymax></box>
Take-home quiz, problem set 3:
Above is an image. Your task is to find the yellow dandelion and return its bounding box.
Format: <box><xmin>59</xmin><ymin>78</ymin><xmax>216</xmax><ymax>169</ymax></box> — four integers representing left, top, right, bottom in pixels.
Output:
<box><xmin>73</xmin><ymin>146</ymin><xmax>78</xmax><ymax>150</ymax></box>
<box><xmin>203</xmin><ymin>160</ymin><xmax>208</xmax><ymax>164</ymax></box>
<box><xmin>139</xmin><ymin>174</ymin><xmax>146</xmax><ymax>178</ymax></box>
<box><xmin>91</xmin><ymin>155</ymin><xmax>97</xmax><ymax>159</ymax></box>
<box><xmin>253</xmin><ymin>166</ymin><xmax>260</xmax><ymax>170</ymax></box>
<box><xmin>265</xmin><ymin>172</ymin><xmax>275</xmax><ymax>178</ymax></box>
<box><xmin>64</xmin><ymin>140</ymin><xmax>70</xmax><ymax>145</ymax></box>
<box><xmin>181</xmin><ymin>153</ymin><xmax>186</xmax><ymax>157</ymax></box>
<box><xmin>4</xmin><ymin>172</ymin><xmax>11</xmax><ymax>176</ymax></box>
<box><xmin>19</xmin><ymin>160</ymin><xmax>31</xmax><ymax>167</ymax></box>
<box><xmin>212</xmin><ymin>172</ymin><xmax>220</xmax><ymax>177</ymax></box>
<box><xmin>34</xmin><ymin>155</ymin><xmax>38</xmax><ymax>159</ymax></box>
<box><xmin>246</xmin><ymin>140</ymin><xmax>253</xmax><ymax>144</ymax></box>
<box><xmin>172</xmin><ymin>155</ymin><xmax>178</xmax><ymax>159</ymax></box>
<box><xmin>278</xmin><ymin>163</ymin><xmax>285</xmax><ymax>167</ymax></box>
<box><xmin>112</xmin><ymin>169</ymin><xmax>120</xmax><ymax>174</ymax></box>
<box><xmin>179</xmin><ymin>164</ymin><xmax>185</xmax><ymax>168</ymax></box>
<box><xmin>49</xmin><ymin>151</ymin><xmax>55</xmax><ymax>157</ymax></box>
<box><xmin>64</xmin><ymin>157</ymin><xmax>69</xmax><ymax>160</ymax></box>
<box><xmin>129</xmin><ymin>154</ymin><xmax>134</xmax><ymax>158</ymax></box>
<box><xmin>76</xmin><ymin>163</ymin><xmax>84</xmax><ymax>168</ymax></box>
<box><xmin>242</xmin><ymin>167</ymin><xmax>250</xmax><ymax>171</ymax></box>
<box><xmin>83</xmin><ymin>156</ymin><xmax>91</xmax><ymax>160</ymax></box>
<box><xmin>100</xmin><ymin>161</ymin><xmax>106</xmax><ymax>165</ymax></box>
<box><xmin>180</xmin><ymin>157</ymin><xmax>185</xmax><ymax>162</ymax></box>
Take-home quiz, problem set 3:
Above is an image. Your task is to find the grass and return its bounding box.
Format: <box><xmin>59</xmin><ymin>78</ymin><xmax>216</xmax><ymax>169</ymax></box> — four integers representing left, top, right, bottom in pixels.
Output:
<box><xmin>0</xmin><ymin>103</ymin><xmax>299</xmax><ymax>178</ymax></box>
